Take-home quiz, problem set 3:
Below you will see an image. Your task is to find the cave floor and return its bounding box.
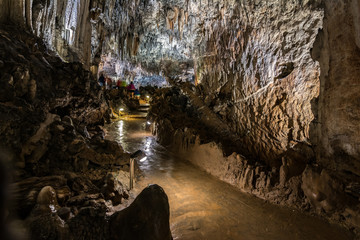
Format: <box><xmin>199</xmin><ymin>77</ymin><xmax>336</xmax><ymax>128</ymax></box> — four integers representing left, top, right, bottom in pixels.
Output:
<box><xmin>105</xmin><ymin>119</ymin><xmax>353</xmax><ymax>240</ymax></box>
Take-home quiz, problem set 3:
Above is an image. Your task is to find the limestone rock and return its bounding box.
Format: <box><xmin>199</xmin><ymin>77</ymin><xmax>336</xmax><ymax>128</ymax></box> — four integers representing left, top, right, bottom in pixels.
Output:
<box><xmin>35</xmin><ymin>186</ymin><xmax>60</xmax><ymax>213</ymax></box>
<box><xmin>26</xmin><ymin>186</ymin><xmax>69</xmax><ymax>240</ymax></box>
<box><xmin>101</xmin><ymin>173</ymin><xmax>129</xmax><ymax>206</ymax></box>
<box><xmin>110</xmin><ymin>184</ymin><xmax>172</xmax><ymax>240</ymax></box>
<box><xmin>68</xmin><ymin>206</ymin><xmax>108</xmax><ymax>240</ymax></box>
<box><xmin>301</xmin><ymin>166</ymin><xmax>348</xmax><ymax>213</ymax></box>
<box><xmin>10</xmin><ymin>176</ymin><xmax>67</xmax><ymax>218</ymax></box>
<box><xmin>57</xmin><ymin>207</ymin><xmax>72</xmax><ymax>221</ymax></box>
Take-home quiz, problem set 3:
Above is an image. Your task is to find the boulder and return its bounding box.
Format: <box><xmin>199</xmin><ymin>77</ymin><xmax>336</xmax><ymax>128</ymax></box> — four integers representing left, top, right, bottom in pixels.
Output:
<box><xmin>109</xmin><ymin>184</ymin><xmax>172</xmax><ymax>240</ymax></box>
<box><xmin>68</xmin><ymin>206</ymin><xmax>108</xmax><ymax>240</ymax></box>
<box><xmin>101</xmin><ymin>173</ymin><xmax>129</xmax><ymax>206</ymax></box>
<box><xmin>301</xmin><ymin>166</ymin><xmax>348</xmax><ymax>213</ymax></box>
<box><xmin>35</xmin><ymin>186</ymin><xmax>60</xmax><ymax>213</ymax></box>
<box><xmin>26</xmin><ymin>186</ymin><xmax>69</xmax><ymax>240</ymax></box>
<box><xmin>10</xmin><ymin>176</ymin><xmax>67</xmax><ymax>219</ymax></box>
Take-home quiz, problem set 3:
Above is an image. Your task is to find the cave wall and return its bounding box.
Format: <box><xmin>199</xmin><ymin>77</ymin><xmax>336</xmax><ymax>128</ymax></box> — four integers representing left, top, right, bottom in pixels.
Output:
<box><xmin>0</xmin><ymin>0</ymin><xmax>143</xmax><ymax>70</ymax></box>
<box><xmin>312</xmin><ymin>0</ymin><xmax>360</xmax><ymax>181</ymax></box>
<box><xmin>192</xmin><ymin>0</ymin><xmax>360</xmax><ymax>230</ymax></box>
<box><xmin>0</xmin><ymin>0</ymin><xmax>92</xmax><ymax>66</ymax></box>
<box><xmin>148</xmin><ymin>0</ymin><xmax>360</xmax><ymax>232</ymax></box>
<box><xmin>194</xmin><ymin>1</ymin><xmax>323</xmax><ymax>168</ymax></box>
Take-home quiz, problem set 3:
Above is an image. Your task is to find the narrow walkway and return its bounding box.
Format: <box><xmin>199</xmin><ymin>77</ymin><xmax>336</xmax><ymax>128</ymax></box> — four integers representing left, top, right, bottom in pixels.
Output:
<box><xmin>105</xmin><ymin>119</ymin><xmax>354</xmax><ymax>240</ymax></box>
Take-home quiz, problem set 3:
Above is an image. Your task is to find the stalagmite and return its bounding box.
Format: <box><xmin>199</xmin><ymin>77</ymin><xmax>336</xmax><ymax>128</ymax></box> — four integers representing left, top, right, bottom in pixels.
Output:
<box><xmin>132</xmin><ymin>33</ymin><xmax>140</xmax><ymax>56</ymax></box>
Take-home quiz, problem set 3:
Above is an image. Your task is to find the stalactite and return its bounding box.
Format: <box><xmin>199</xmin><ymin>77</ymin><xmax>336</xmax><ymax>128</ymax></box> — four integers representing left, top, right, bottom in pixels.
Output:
<box><xmin>25</xmin><ymin>0</ymin><xmax>33</xmax><ymax>30</ymax></box>
<box><xmin>157</xmin><ymin>2</ymin><xmax>161</xmax><ymax>29</ymax></box>
<box><xmin>126</xmin><ymin>33</ymin><xmax>133</xmax><ymax>57</ymax></box>
<box><xmin>132</xmin><ymin>33</ymin><xmax>140</xmax><ymax>56</ymax></box>
<box><xmin>166</xmin><ymin>9</ymin><xmax>175</xmax><ymax>30</ymax></box>
<box><xmin>119</xmin><ymin>36</ymin><xmax>125</xmax><ymax>60</ymax></box>
<box><xmin>173</xmin><ymin>6</ymin><xmax>179</xmax><ymax>26</ymax></box>
<box><xmin>178</xmin><ymin>8</ymin><xmax>185</xmax><ymax>40</ymax></box>
<box><xmin>169</xmin><ymin>34</ymin><xmax>173</xmax><ymax>44</ymax></box>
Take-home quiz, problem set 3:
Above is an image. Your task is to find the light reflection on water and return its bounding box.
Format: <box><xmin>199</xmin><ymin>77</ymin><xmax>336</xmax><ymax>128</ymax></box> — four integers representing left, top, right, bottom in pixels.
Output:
<box><xmin>105</xmin><ymin>119</ymin><xmax>172</xmax><ymax>174</ymax></box>
<box><xmin>104</xmin><ymin>119</ymin><xmax>353</xmax><ymax>240</ymax></box>
<box><xmin>118</xmin><ymin>120</ymin><xmax>124</xmax><ymax>138</ymax></box>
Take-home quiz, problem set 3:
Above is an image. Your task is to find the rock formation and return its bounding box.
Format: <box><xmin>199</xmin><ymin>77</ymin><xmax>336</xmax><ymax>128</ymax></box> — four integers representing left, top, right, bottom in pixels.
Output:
<box><xmin>148</xmin><ymin>81</ymin><xmax>360</xmax><ymax>233</ymax></box>
<box><xmin>0</xmin><ymin>21</ymin><xmax>171</xmax><ymax>240</ymax></box>
<box><xmin>147</xmin><ymin>0</ymin><xmax>359</xmax><ymax>234</ymax></box>
<box><xmin>109</xmin><ymin>184</ymin><xmax>172</xmax><ymax>240</ymax></box>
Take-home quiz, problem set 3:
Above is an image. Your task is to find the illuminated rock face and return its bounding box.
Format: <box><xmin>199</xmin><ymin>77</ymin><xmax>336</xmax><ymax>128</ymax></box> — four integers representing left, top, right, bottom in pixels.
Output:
<box><xmin>0</xmin><ymin>0</ymin><xmax>93</xmax><ymax>66</ymax></box>
<box><xmin>193</xmin><ymin>1</ymin><xmax>323</xmax><ymax>168</ymax></box>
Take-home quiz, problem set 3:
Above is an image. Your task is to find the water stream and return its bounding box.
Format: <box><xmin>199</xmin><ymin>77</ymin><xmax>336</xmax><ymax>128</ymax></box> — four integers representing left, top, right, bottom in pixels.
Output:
<box><xmin>105</xmin><ymin>119</ymin><xmax>353</xmax><ymax>240</ymax></box>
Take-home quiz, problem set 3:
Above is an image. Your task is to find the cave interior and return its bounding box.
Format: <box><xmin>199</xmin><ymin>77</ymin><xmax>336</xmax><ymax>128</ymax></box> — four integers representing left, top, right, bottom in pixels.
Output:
<box><xmin>0</xmin><ymin>0</ymin><xmax>359</xmax><ymax>239</ymax></box>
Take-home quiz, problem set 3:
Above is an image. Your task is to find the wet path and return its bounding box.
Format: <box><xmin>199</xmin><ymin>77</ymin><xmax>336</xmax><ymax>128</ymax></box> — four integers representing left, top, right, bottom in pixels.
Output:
<box><xmin>105</xmin><ymin>119</ymin><xmax>354</xmax><ymax>240</ymax></box>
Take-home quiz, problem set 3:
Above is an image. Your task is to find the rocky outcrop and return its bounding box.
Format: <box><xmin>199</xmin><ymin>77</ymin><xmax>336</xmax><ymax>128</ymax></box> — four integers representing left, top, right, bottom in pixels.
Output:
<box><xmin>144</xmin><ymin>0</ymin><xmax>359</xmax><ymax>235</ymax></box>
<box><xmin>12</xmin><ymin>183</ymin><xmax>172</xmax><ymax>240</ymax></box>
<box><xmin>110</xmin><ymin>184</ymin><xmax>172</xmax><ymax>240</ymax></box>
<box><xmin>0</xmin><ymin>24</ymin><xmax>172</xmax><ymax>239</ymax></box>
<box><xmin>0</xmin><ymin>26</ymin><xmax>115</xmax><ymax>178</ymax></box>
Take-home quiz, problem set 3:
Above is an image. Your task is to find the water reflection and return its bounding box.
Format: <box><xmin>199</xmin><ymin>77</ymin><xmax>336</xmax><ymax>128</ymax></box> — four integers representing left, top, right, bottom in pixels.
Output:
<box><xmin>139</xmin><ymin>157</ymin><xmax>147</xmax><ymax>162</ymax></box>
<box><xmin>106</xmin><ymin>119</ymin><xmax>152</xmax><ymax>154</ymax></box>
<box><xmin>105</xmin><ymin>119</ymin><xmax>353</xmax><ymax>240</ymax></box>
<box><xmin>118</xmin><ymin>120</ymin><xmax>124</xmax><ymax>138</ymax></box>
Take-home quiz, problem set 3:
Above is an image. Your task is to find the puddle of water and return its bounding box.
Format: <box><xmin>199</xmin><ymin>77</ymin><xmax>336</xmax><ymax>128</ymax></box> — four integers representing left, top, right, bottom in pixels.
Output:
<box><xmin>105</xmin><ymin>119</ymin><xmax>354</xmax><ymax>240</ymax></box>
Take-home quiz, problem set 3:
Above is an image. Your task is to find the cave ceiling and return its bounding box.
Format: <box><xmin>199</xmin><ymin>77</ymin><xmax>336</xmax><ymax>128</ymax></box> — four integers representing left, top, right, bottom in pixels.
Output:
<box><xmin>95</xmin><ymin>0</ymin><xmax>232</xmax><ymax>79</ymax></box>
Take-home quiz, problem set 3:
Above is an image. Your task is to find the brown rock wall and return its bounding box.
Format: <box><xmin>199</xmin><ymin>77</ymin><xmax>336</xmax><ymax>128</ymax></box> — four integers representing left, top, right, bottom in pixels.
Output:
<box><xmin>313</xmin><ymin>0</ymin><xmax>360</xmax><ymax>178</ymax></box>
<box><xmin>195</xmin><ymin>1</ymin><xmax>323</xmax><ymax>167</ymax></box>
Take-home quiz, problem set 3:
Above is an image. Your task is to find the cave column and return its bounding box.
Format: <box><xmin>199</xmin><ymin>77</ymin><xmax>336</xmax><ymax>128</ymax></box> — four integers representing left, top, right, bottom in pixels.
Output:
<box><xmin>315</xmin><ymin>0</ymin><xmax>360</xmax><ymax>175</ymax></box>
<box><xmin>74</xmin><ymin>0</ymin><xmax>92</xmax><ymax>69</ymax></box>
<box><xmin>25</xmin><ymin>0</ymin><xmax>33</xmax><ymax>30</ymax></box>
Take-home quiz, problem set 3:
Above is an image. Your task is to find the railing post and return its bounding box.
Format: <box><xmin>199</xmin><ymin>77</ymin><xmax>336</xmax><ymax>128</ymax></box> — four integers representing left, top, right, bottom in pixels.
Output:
<box><xmin>129</xmin><ymin>158</ymin><xmax>135</xmax><ymax>189</ymax></box>
<box><xmin>129</xmin><ymin>150</ymin><xmax>144</xmax><ymax>190</ymax></box>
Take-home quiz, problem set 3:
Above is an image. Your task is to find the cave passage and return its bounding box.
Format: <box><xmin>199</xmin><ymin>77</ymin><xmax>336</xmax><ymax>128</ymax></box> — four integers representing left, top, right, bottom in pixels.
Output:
<box><xmin>1</xmin><ymin>0</ymin><xmax>360</xmax><ymax>239</ymax></box>
<box><xmin>105</xmin><ymin>119</ymin><xmax>352</xmax><ymax>240</ymax></box>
